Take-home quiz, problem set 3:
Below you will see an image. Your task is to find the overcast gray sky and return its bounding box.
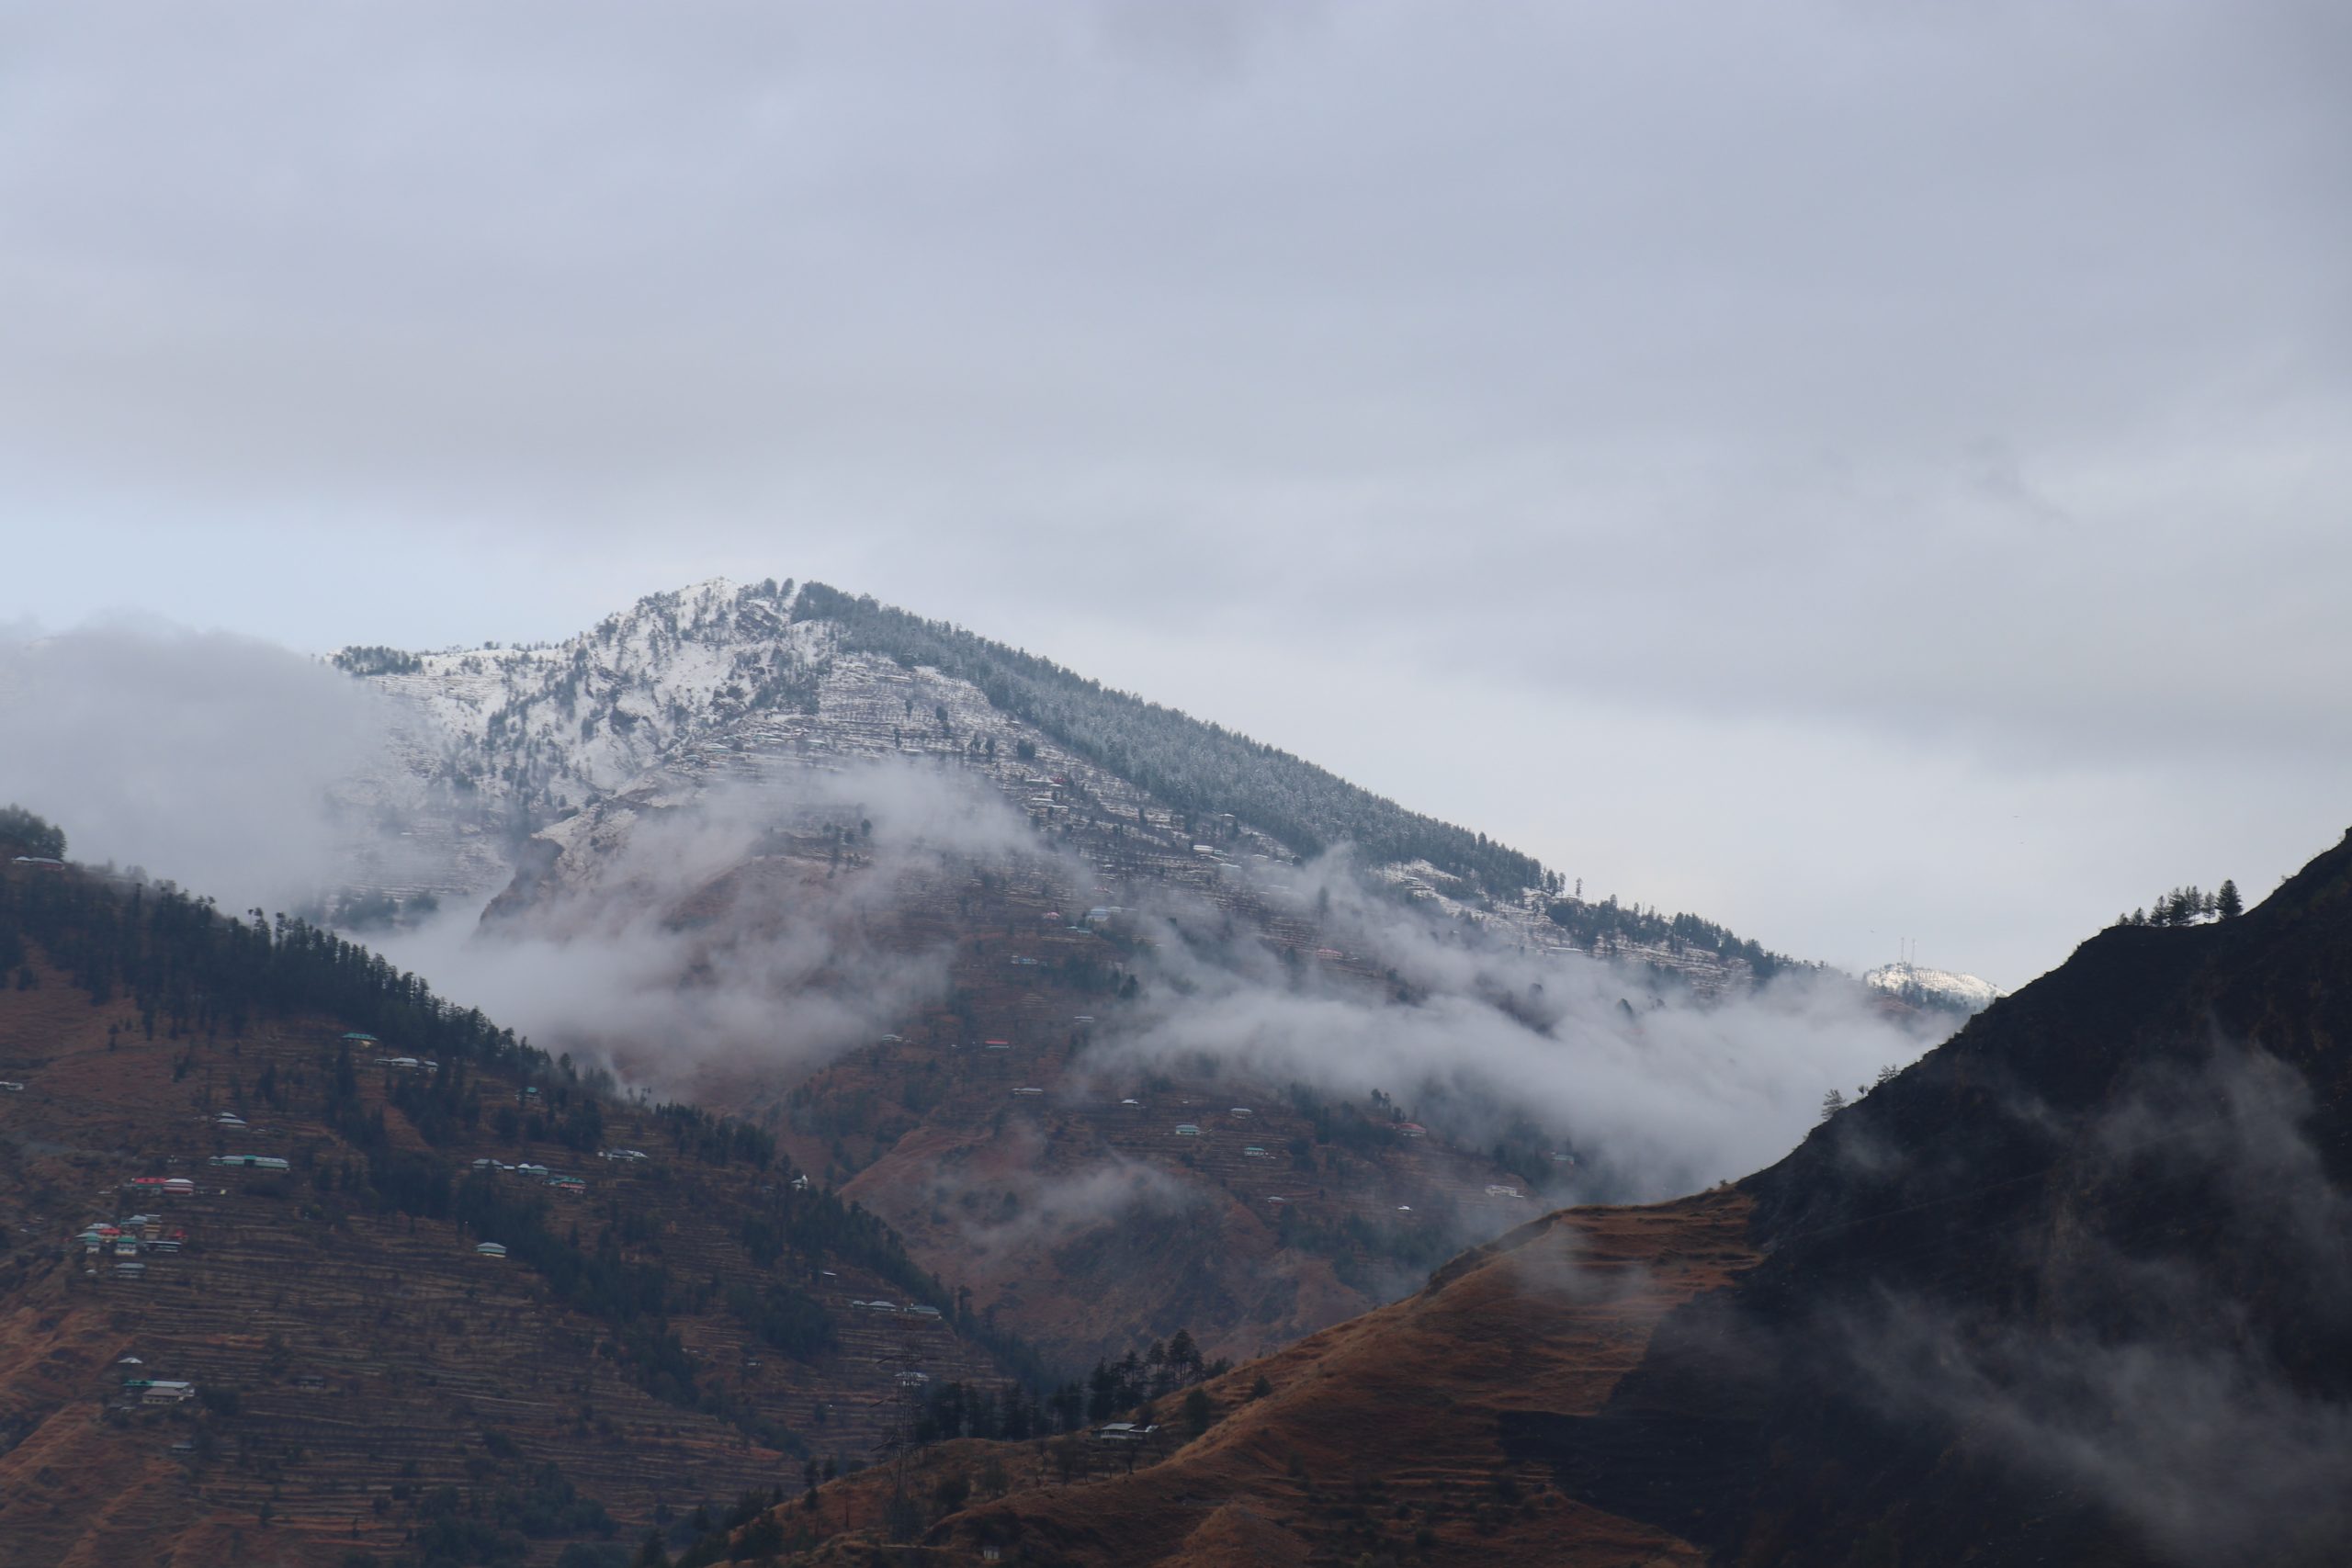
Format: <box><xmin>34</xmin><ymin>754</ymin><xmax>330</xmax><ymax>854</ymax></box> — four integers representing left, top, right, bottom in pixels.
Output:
<box><xmin>4</xmin><ymin>1</ymin><xmax>2346</xmax><ymax>987</ymax></box>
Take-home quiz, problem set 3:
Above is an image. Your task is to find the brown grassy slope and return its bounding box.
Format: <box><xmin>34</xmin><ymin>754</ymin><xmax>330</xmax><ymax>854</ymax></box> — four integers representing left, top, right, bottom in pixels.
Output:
<box><xmin>824</xmin><ymin>1083</ymin><xmax>1379</xmax><ymax>1369</ymax></box>
<box><xmin>651</xmin><ymin>849</ymin><xmax>1558</xmax><ymax>1371</ymax></box>
<box><xmin>0</xmin><ymin>950</ymin><xmax>1006</xmax><ymax>1568</ymax></box>
<box><xmin>755</xmin><ymin>1190</ymin><xmax>1758</xmax><ymax>1566</ymax></box>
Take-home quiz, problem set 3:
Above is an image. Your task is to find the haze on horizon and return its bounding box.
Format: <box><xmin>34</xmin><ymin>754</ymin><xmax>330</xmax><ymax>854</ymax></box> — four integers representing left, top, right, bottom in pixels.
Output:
<box><xmin>3</xmin><ymin>0</ymin><xmax>2347</xmax><ymax>989</ymax></box>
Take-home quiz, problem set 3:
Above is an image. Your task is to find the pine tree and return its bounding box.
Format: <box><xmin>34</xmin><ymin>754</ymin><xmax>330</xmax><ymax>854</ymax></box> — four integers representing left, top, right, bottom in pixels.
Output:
<box><xmin>0</xmin><ymin>805</ymin><xmax>65</xmax><ymax>860</ymax></box>
<box><xmin>2217</xmin><ymin>879</ymin><xmax>2243</xmax><ymax>919</ymax></box>
<box><xmin>1819</xmin><ymin>1089</ymin><xmax>1847</xmax><ymax>1121</ymax></box>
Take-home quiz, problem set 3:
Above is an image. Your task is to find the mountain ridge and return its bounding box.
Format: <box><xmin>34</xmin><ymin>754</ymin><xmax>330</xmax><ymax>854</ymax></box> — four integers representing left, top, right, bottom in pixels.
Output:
<box><xmin>331</xmin><ymin>576</ymin><xmax>1797</xmax><ymax>984</ymax></box>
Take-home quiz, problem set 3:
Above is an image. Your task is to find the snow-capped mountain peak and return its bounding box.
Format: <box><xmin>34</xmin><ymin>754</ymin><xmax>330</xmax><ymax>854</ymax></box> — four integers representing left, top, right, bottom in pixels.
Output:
<box><xmin>1863</xmin><ymin>960</ymin><xmax>2001</xmax><ymax>1016</ymax></box>
<box><xmin>324</xmin><ymin>576</ymin><xmax>1794</xmax><ymax>993</ymax></box>
<box><xmin>357</xmin><ymin>576</ymin><xmax>823</xmax><ymax>810</ymax></box>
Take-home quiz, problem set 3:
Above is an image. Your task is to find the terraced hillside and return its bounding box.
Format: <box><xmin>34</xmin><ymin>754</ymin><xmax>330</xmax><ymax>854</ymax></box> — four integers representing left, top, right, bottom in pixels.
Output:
<box><xmin>701</xmin><ymin>829</ymin><xmax>2352</xmax><ymax>1567</ymax></box>
<box><xmin>470</xmin><ymin>720</ymin><xmax>1937</xmax><ymax>1372</ymax></box>
<box><xmin>0</xmin><ymin>861</ymin><xmax>1052</xmax><ymax>1567</ymax></box>
<box><xmin>704</xmin><ymin>1192</ymin><xmax>1760</xmax><ymax>1566</ymax></box>
<box><xmin>497</xmin><ymin>817</ymin><xmax>1606</xmax><ymax>1372</ymax></box>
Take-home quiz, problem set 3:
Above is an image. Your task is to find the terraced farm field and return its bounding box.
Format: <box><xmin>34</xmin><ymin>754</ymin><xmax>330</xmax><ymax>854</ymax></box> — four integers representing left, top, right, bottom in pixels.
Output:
<box><xmin>0</xmin><ymin>945</ymin><xmax>1023</xmax><ymax>1567</ymax></box>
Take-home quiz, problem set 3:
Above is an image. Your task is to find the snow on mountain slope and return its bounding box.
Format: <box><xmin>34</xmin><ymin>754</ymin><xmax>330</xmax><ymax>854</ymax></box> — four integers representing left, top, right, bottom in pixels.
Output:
<box><xmin>336</xmin><ymin>579</ymin><xmax>1274</xmax><ymax>897</ymax></box>
<box><xmin>1863</xmin><ymin>960</ymin><xmax>2002</xmax><ymax>1015</ymax></box>
<box><xmin>326</xmin><ymin>577</ymin><xmax>1792</xmax><ymax>991</ymax></box>
<box><xmin>362</xmin><ymin>579</ymin><xmax>820</xmax><ymax>808</ymax></box>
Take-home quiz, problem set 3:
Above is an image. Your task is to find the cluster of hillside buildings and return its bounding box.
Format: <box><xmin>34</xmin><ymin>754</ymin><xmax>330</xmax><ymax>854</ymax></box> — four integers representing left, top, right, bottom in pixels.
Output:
<box><xmin>469</xmin><ymin>1156</ymin><xmax>587</xmax><ymax>1195</ymax></box>
<box><xmin>117</xmin><ymin>1354</ymin><xmax>196</xmax><ymax>1408</ymax></box>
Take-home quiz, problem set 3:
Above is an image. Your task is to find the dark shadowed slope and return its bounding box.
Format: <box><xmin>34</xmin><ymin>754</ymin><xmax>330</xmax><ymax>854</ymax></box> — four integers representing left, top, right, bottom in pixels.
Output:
<box><xmin>726</xmin><ymin>829</ymin><xmax>2352</xmax><ymax>1566</ymax></box>
<box><xmin>1509</xmin><ymin>827</ymin><xmax>2352</xmax><ymax>1567</ymax></box>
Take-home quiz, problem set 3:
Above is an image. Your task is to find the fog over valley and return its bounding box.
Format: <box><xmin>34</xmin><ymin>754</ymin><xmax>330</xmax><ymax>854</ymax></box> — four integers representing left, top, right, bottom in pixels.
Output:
<box><xmin>1</xmin><ymin>7</ymin><xmax>2344</xmax><ymax>1564</ymax></box>
<box><xmin>3</xmin><ymin>590</ymin><xmax>1951</xmax><ymax>1216</ymax></box>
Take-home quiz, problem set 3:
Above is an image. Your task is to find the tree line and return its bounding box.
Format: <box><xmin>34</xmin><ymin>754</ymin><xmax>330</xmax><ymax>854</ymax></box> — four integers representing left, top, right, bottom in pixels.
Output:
<box><xmin>0</xmin><ymin>804</ymin><xmax>66</xmax><ymax>860</ymax></box>
<box><xmin>1544</xmin><ymin>894</ymin><xmax>1791</xmax><ymax>979</ymax></box>
<box><xmin>795</xmin><ymin>581</ymin><xmax>1549</xmax><ymax>895</ymax></box>
<box><xmin>2116</xmin><ymin>879</ymin><xmax>2242</xmax><ymax>929</ymax></box>
<box><xmin>913</xmin><ymin>1326</ymin><xmax>1230</xmax><ymax>1446</ymax></box>
<box><xmin>0</xmin><ymin>857</ymin><xmax>538</xmax><ymax>1069</ymax></box>
<box><xmin>330</xmin><ymin>645</ymin><xmax>425</xmax><ymax>676</ymax></box>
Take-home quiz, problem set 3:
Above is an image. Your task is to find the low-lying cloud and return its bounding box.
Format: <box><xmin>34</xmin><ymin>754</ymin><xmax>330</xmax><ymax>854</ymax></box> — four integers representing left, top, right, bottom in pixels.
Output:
<box><xmin>373</xmin><ymin>761</ymin><xmax>1081</xmax><ymax>1093</ymax></box>
<box><xmin>906</xmin><ymin>1129</ymin><xmax>1204</xmax><ymax>1276</ymax></box>
<box><xmin>1</xmin><ymin>621</ymin><xmax>1949</xmax><ymax>1206</ymax></box>
<box><xmin>0</xmin><ymin>617</ymin><xmax>399</xmax><ymax>913</ymax></box>
<box><xmin>1099</xmin><ymin>856</ymin><xmax>1947</xmax><ymax>1201</ymax></box>
<box><xmin>1843</xmin><ymin>1046</ymin><xmax>2352</xmax><ymax>1566</ymax></box>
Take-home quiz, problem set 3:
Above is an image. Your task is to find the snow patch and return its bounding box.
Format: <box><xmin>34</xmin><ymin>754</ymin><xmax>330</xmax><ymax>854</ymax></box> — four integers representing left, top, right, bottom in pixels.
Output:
<box><xmin>1864</xmin><ymin>961</ymin><xmax>2001</xmax><ymax>1015</ymax></box>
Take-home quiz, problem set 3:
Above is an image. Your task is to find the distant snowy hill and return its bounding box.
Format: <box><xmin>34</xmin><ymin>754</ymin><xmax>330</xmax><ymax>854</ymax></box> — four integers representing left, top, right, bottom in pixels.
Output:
<box><xmin>326</xmin><ymin>576</ymin><xmax>1792</xmax><ymax>989</ymax></box>
<box><xmin>1863</xmin><ymin>960</ymin><xmax>2002</xmax><ymax>1015</ymax></box>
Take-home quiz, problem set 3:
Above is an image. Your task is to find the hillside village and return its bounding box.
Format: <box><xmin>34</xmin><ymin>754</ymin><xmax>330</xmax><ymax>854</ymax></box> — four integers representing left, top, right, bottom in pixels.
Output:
<box><xmin>0</xmin><ymin>843</ymin><xmax>1598</xmax><ymax>1564</ymax></box>
<box><xmin>0</xmin><ymin>855</ymin><xmax>1074</xmax><ymax>1565</ymax></box>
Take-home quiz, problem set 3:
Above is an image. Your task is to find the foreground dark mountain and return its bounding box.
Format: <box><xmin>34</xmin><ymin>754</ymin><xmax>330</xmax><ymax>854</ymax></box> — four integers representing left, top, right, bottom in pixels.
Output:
<box><xmin>712</xmin><ymin>829</ymin><xmax>2352</xmax><ymax>1566</ymax></box>
<box><xmin>1523</xmin><ymin>826</ymin><xmax>2352</xmax><ymax>1567</ymax></box>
